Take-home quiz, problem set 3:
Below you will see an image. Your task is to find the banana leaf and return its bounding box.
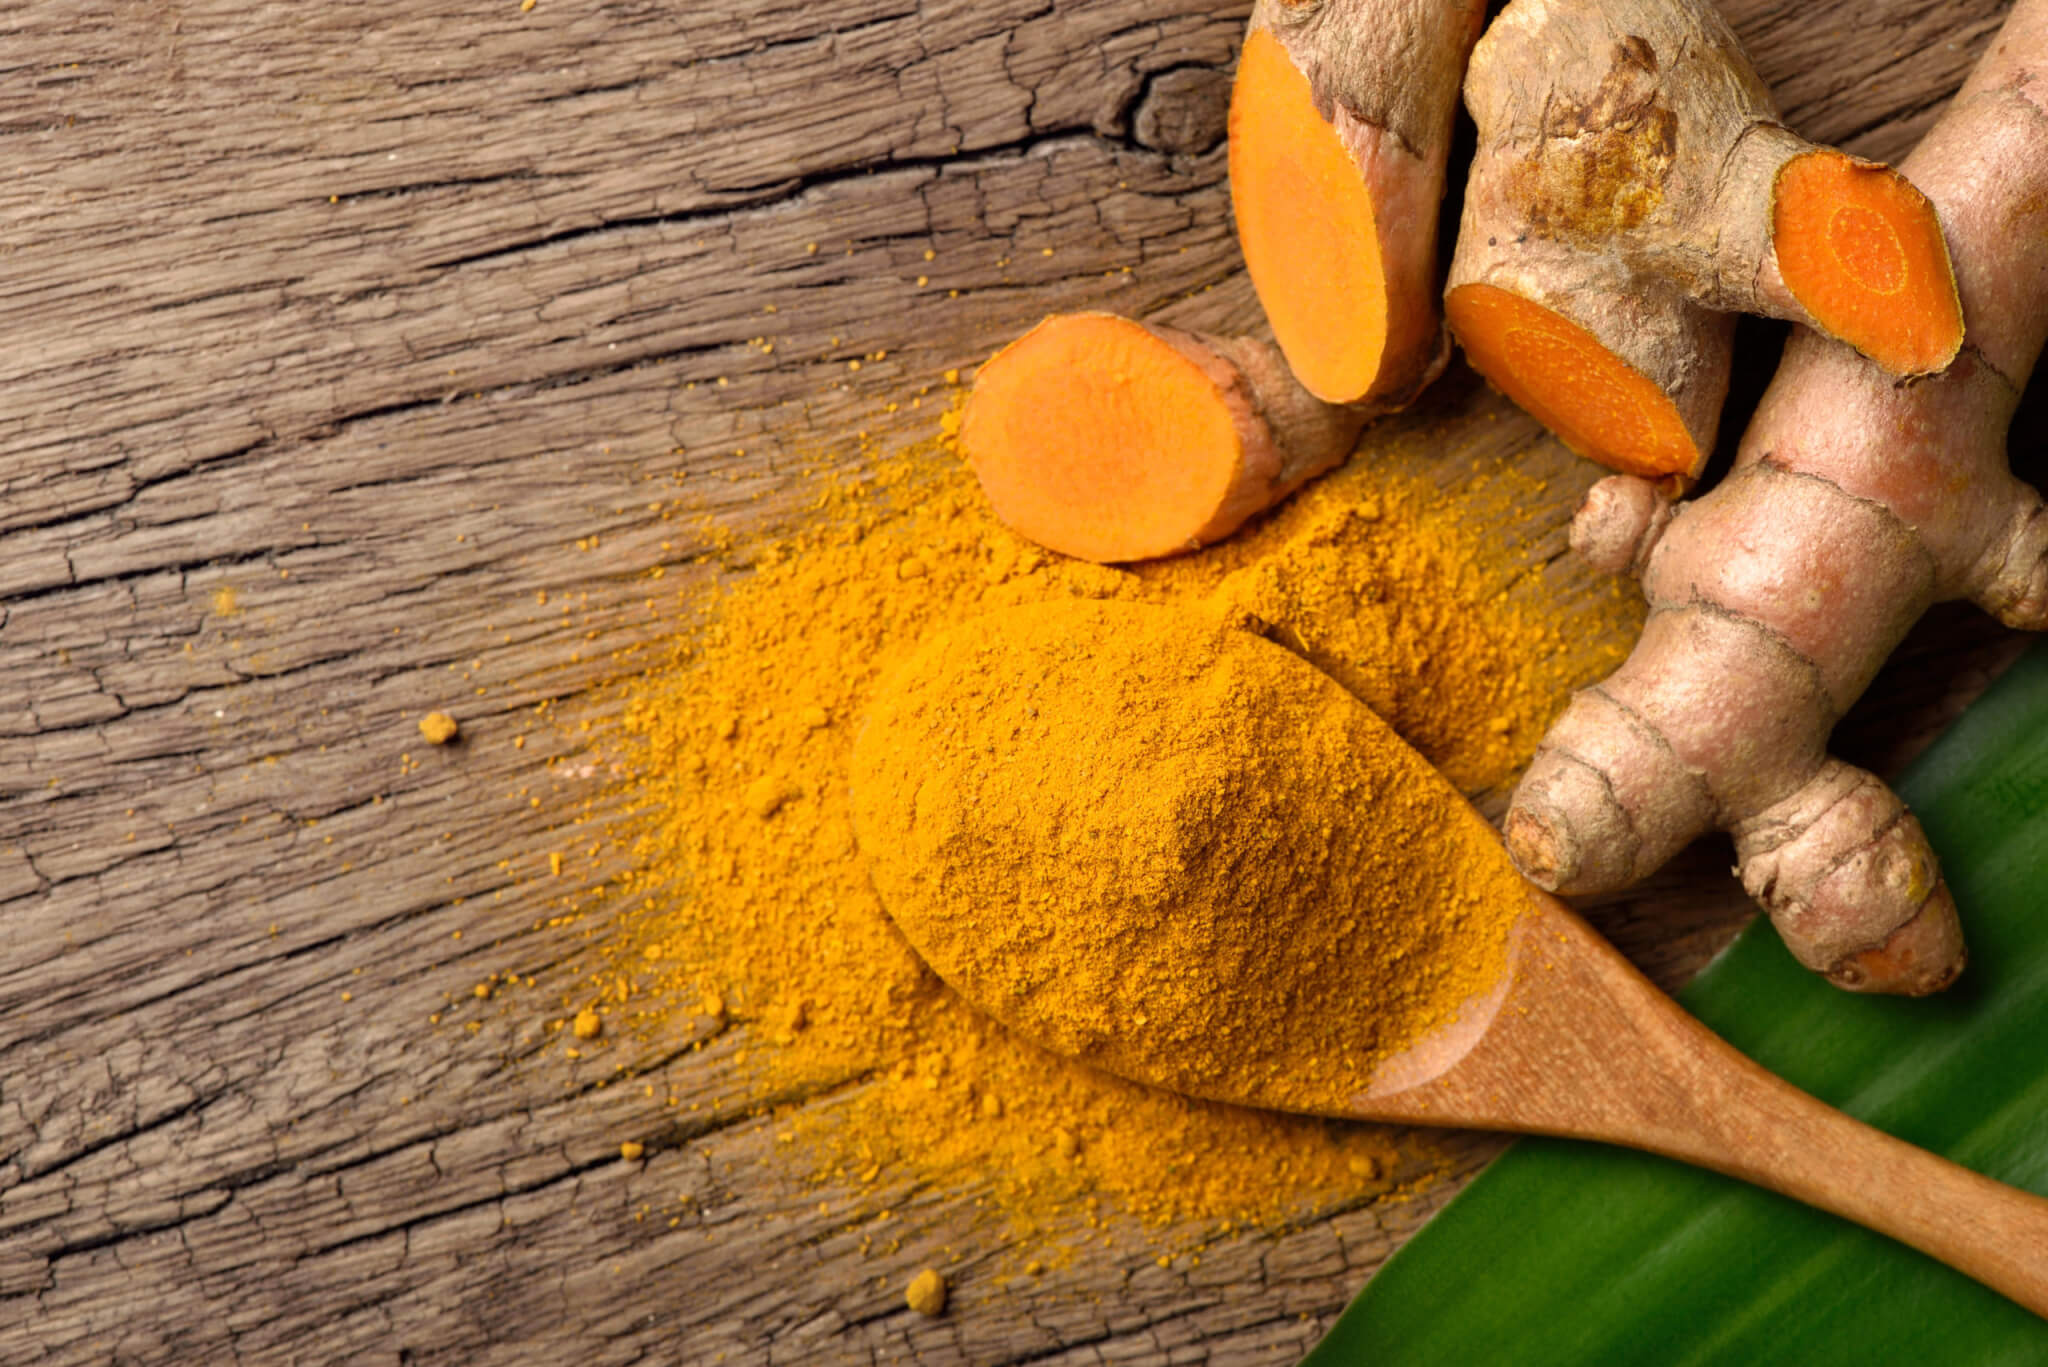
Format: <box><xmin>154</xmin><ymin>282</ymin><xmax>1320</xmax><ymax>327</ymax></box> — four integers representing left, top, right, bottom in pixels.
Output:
<box><xmin>1305</xmin><ymin>640</ymin><xmax>2048</xmax><ymax>1365</ymax></box>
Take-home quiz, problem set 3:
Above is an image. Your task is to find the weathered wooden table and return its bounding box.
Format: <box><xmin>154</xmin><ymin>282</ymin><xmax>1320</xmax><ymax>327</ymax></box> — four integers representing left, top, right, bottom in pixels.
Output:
<box><xmin>4</xmin><ymin>2</ymin><xmax>2035</xmax><ymax>1362</ymax></box>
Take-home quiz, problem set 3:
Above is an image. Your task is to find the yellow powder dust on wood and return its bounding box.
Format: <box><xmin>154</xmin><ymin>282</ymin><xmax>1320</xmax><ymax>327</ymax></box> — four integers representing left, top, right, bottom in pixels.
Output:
<box><xmin>594</xmin><ymin>412</ymin><xmax>1640</xmax><ymax>1235</ymax></box>
<box><xmin>850</xmin><ymin>599</ymin><xmax>1522</xmax><ymax>1113</ymax></box>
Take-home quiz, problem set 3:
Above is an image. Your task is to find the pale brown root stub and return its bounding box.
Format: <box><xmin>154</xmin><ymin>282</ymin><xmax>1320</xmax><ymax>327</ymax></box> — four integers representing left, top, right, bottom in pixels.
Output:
<box><xmin>960</xmin><ymin>313</ymin><xmax>1366</xmax><ymax>564</ymax></box>
<box><xmin>1229</xmin><ymin>0</ymin><xmax>1482</xmax><ymax>406</ymax></box>
<box><xmin>1447</xmin><ymin>0</ymin><xmax>1962</xmax><ymax>483</ymax></box>
<box><xmin>1508</xmin><ymin>0</ymin><xmax>2048</xmax><ymax>994</ymax></box>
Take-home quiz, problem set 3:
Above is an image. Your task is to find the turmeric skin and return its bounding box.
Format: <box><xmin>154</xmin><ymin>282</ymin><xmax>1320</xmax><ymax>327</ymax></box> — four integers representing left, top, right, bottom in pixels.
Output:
<box><xmin>852</xmin><ymin>599</ymin><xmax>1521</xmax><ymax>1115</ymax></box>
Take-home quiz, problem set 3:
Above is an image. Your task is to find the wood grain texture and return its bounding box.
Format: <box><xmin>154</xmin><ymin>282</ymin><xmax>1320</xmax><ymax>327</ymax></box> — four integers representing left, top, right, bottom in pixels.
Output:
<box><xmin>0</xmin><ymin>1</ymin><xmax>2033</xmax><ymax>1362</ymax></box>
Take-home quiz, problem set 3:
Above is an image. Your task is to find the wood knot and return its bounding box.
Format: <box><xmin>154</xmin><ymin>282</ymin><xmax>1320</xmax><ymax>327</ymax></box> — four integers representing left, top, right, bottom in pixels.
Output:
<box><xmin>1132</xmin><ymin>67</ymin><xmax>1231</xmax><ymax>155</ymax></box>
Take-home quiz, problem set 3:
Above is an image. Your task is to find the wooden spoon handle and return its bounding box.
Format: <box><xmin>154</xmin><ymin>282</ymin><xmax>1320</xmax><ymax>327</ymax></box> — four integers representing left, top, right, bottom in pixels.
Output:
<box><xmin>1679</xmin><ymin>1048</ymin><xmax>2048</xmax><ymax>1316</ymax></box>
<box><xmin>1363</xmin><ymin>891</ymin><xmax>2048</xmax><ymax>1315</ymax></box>
<box><xmin>1547</xmin><ymin>898</ymin><xmax>2048</xmax><ymax>1316</ymax></box>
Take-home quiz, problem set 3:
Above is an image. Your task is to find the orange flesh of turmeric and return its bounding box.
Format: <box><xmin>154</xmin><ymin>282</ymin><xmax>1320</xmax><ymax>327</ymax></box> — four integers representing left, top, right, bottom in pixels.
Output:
<box><xmin>1228</xmin><ymin>28</ymin><xmax>1388</xmax><ymax>405</ymax></box>
<box><xmin>962</xmin><ymin>315</ymin><xmax>1243</xmax><ymax>564</ymax></box>
<box><xmin>1445</xmin><ymin>283</ymin><xmax>1703</xmax><ymax>479</ymax></box>
<box><xmin>1772</xmin><ymin>151</ymin><xmax>1964</xmax><ymax>376</ymax></box>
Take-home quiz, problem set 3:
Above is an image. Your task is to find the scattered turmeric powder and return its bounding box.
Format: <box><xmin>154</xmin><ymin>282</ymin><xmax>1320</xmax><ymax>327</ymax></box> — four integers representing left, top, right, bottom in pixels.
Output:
<box><xmin>597</xmin><ymin>412</ymin><xmax>1640</xmax><ymax>1233</ymax></box>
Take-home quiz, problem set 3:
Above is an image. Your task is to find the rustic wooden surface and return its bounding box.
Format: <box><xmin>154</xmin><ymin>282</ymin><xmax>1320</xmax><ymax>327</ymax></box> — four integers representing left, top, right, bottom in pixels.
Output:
<box><xmin>1</xmin><ymin>1</ymin><xmax>2035</xmax><ymax>1363</ymax></box>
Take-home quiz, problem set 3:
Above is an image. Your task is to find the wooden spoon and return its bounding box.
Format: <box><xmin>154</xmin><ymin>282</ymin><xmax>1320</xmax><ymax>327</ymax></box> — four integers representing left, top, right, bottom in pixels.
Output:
<box><xmin>851</xmin><ymin>599</ymin><xmax>2048</xmax><ymax>1317</ymax></box>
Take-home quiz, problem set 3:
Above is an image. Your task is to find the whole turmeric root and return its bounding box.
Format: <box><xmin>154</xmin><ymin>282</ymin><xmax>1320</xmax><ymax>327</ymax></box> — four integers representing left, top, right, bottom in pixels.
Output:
<box><xmin>1507</xmin><ymin>0</ymin><xmax>2048</xmax><ymax>994</ymax></box>
<box><xmin>1448</xmin><ymin>0</ymin><xmax>1963</xmax><ymax>484</ymax></box>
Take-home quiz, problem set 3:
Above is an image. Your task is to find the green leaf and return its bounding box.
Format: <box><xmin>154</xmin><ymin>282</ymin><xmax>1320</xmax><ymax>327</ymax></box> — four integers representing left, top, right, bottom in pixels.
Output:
<box><xmin>1306</xmin><ymin>641</ymin><xmax>2048</xmax><ymax>1366</ymax></box>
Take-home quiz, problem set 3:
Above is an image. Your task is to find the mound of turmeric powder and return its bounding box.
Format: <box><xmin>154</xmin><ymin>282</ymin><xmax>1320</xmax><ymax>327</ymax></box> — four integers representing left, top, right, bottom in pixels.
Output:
<box><xmin>853</xmin><ymin>598</ymin><xmax>1523</xmax><ymax>1114</ymax></box>
<box><xmin>596</xmin><ymin>411</ymin><xmax>1638</xmax><ymax>1234</ymax></box>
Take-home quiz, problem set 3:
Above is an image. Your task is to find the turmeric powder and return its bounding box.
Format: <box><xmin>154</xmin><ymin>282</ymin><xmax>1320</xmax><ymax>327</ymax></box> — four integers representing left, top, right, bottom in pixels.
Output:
<box><xmin>597</xmin><ymin>415</ymin><xmax>1640</xmax><ymax>1232</ymax></box>
<box><xmin>851</xmin><ymin>598</ymin><xmax>1522</xmax><ymax>1114</ymax></box>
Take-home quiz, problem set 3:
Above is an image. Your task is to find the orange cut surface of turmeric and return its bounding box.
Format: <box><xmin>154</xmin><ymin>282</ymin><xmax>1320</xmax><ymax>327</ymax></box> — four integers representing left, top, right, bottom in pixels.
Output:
<box><xmin>1446</xmin><ymin>283</ymin><xmax>1703</xmax><ymax>480</ymax></box>
<box><xmin>1229</xmin><ymin>28</ymin><xmax>1388</xmax><ymax>404</ymax></box>
<box><xmin>1772</xmin><ymin>151</ymin><xmax>1963</xmax><ymax>377</ymax></box>
<box><xmin>962</xmin><ymin>315</ymin><xmax>1243</xmax><ymax>563</ymax></box>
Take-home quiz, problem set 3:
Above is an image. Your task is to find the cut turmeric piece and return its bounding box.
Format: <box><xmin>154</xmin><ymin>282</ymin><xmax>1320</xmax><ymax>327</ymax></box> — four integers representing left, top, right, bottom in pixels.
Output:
<box><xmin>961</xmin><ymin>313</ymin><xmax>1362</xmax><ymax>564</ymax></box>
<box><xmin>1446</xmin><ymin>0</ymin><xmax>1962</xmax><ymax>484</ymax></box>
<box><xmin>1225</xmin><ymin>4</ymin><xmax>1479</xmax><ymax>407</ymax></box>
<box><xmin>1772</xmin><ymin>150</ymin><xmax>1963</xmax><ymax>376</ymax></box>
<box><xmin>1229</xmin><ymin>29</ymin><xmax>1388</xmax><ymax>405</ymax></box>
<box><xmin>1445</xmin><ymin>284</ymin><xmax>1705</xmax><ymax>481</ymax></box>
